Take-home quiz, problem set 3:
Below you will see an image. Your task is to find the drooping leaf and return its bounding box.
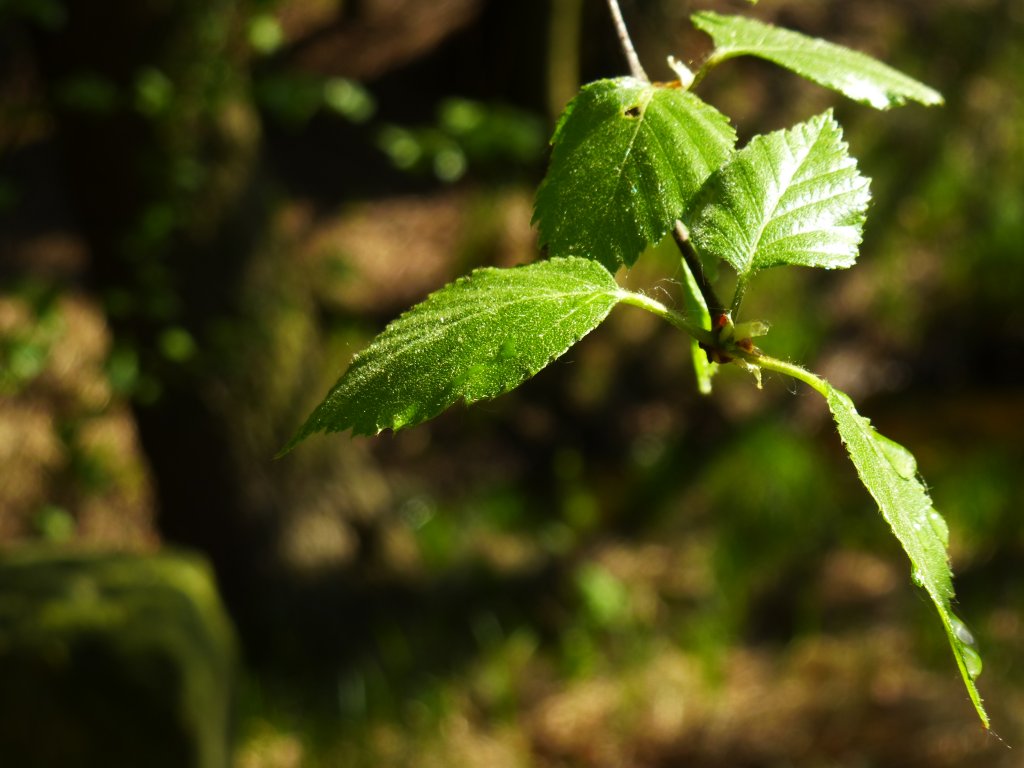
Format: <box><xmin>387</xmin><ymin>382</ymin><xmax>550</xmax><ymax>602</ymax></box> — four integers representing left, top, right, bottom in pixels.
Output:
<box><xmin>688</xmin><ymin>110</ymin><xmax>870</xmax><ymax>282</ymax></box>
<box><xmin>692</xmin><ymin>12</ymin><xmax>944</xmax><ymax>110</ymax></box>
<box><xmin>534</xmin><ymin>77</ymin><xmax>736</xmax><ymax>272</ymax></box>
<box><xmin>825</xmin><ymin>384</ymin><xmax>988</xmax><ymax>728</ymax></box>
<box><xmin>282</xmin><ymin>258</ymin><xmax>622</xmax><ymax>447</ymax></box>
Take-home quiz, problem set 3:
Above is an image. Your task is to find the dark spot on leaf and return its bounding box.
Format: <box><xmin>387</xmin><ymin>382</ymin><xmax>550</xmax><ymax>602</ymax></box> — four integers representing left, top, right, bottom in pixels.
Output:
<box><xmin>624</xmin><ymin>105</ymin><xmax>642</xmax><ymax>118</ymax></box>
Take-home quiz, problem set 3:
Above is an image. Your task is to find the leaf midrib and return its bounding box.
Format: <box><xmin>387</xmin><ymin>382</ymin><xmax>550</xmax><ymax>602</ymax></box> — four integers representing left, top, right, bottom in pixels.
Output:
<box><xmin>738</xmin><ymin>121</ymin><xmax>824</xmax><ymax>274</ymax></box>
<box><xmin>346</xmin><ymin>284</ymin><xmax>619</xmax><ymax>381</ymax></box>
<box><xmin>603</xmin><ymin>88</ymin><xmax>656</xmax><ymax>240</ymax></box>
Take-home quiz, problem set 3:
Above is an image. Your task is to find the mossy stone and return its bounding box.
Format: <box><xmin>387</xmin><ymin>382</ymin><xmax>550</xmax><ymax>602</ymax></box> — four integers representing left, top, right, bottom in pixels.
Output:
<box><xmin>0</xmin><ymin>549</ymin><xmax>236</xmax><ymax>768</ymax></box>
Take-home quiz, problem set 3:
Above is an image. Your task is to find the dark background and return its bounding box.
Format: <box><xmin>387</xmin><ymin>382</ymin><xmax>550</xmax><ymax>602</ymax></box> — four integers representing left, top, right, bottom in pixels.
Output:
<box><xmin>1</xmin><ymin>0</ymin><xmax>1021</xmax><ymax>764</ymax></box>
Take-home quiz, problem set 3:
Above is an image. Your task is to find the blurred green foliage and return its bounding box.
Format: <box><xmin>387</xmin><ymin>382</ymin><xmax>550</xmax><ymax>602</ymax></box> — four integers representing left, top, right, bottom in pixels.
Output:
<box><xmin>0</xmin><ymin>283</ymin><xmax>62</xmax><ymax>393</ymax></box>
<box><xmin>2</xmin><ymin>0</ymin><xmax>1022</xmax><ymax>764</ymax></box>
<box><xmin>375</xmin><ymin>98</ymin><xmax>545</xmax><ymax>182</ymax></box>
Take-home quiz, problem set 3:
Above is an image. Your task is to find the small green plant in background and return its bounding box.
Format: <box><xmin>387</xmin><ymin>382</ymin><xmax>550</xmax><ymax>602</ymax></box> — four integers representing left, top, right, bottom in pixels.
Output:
<box><xmin>283</xmin><ymin>0</ymin><xmax>989</xmax><ymax>727</ymax></box>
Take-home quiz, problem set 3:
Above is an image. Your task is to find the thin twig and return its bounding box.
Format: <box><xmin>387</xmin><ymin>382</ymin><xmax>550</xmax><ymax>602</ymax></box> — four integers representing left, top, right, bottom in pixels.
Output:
<box><xmin>605</xmin><ymin>0</ymin><xmax>648</xmax><ymax>81</ymax></box>
<box><xmin>729</xmin><ymin>276</ymin><xmax>748</xmax><ymax>319</ymax></box>
<box><xmin>606</xmin><ymin>2</ymin><xmax>725</xmax><ymax>327</ymax></box>
<box><xmin>673</xmin><ymin>221</ymin><xmax>725</xmax><ymax>320</ymax></box>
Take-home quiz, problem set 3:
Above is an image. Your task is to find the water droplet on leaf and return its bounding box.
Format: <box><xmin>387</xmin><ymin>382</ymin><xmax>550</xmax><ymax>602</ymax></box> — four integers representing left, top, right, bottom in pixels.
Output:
<box><xmin>962</xmin><ymin>645</ymin><xmax>983</xmax><ymax>680</ymax></box>
<box><xmin>950</xmin><ymin>615</ymin><xmax>976</xmax><ymax>646</ymax></box>
<box><xmin>928</xmin><ymin>510</ymin><xmax>949</xmax><ymax>546</ymax></box>
<box><xmin>875</xmin><ymin>431</ymin><xmax>917</xmax><ymax>479</ymax></box>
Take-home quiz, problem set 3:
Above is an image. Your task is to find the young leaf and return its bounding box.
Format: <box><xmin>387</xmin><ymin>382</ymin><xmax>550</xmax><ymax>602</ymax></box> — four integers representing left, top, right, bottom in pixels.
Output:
<box><xmin>692</xmin><ymin>12</ymin><xmax>944</xmax><ymax>110</ymax></box>
<box><xmin>688</xmin><ymin>110</ymin><xmax>870</xmax><ymax>282</ymax></box>
<box><xmin>679</xmin><ymin>257</ymin><xmax>717</xmax><ymax>394</ymax></box>
<box><xmin>282</xmin><ymin>257</ymin><xmax>622</xmax><ymax>447</ymax></box>
<box><xmin>534</xmin><ymin>77</ymin><xmax>736</xmax><ymax>272</ymax></box>
<box><xmin>825</xmin><ymin>385</ymin><xmax>989</xmax><ymax>727</ymax></box>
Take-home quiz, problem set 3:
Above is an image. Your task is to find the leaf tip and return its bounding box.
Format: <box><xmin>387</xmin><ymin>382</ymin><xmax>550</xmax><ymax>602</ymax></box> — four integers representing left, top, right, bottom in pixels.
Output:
<box><xmin>923</xmin><ymin>89</ymin><xmax>946</xmax><ymax>107</ymax></box>
<box><xmin>275</xmin><ymin>426</ymin><xmax>311</xmax><ymax>459</ymax></box>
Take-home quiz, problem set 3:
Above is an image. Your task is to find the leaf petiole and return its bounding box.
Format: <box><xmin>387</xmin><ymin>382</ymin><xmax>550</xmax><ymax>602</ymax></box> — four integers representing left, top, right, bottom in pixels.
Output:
<box><xmin>617</xmin><ymin>290</ymin><xmax>716</xmax><ymax>347</ymax></box>
<box><xmin>689</xmin><ymin>50</ymin><xmax>731</xmax><ymax>90</ymax></box>
<box><xmin>738</xmin><ymin>350</ymin><xmax>830</xmax><ymax>397</ymax></box>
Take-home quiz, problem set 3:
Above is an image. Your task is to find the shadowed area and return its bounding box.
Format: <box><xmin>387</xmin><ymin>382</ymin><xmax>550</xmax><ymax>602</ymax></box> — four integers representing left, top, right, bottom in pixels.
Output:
<box><xmin>0</xmin><ymin>0</ymin><xmax>1021</xmax><ymax>765</ymax></box>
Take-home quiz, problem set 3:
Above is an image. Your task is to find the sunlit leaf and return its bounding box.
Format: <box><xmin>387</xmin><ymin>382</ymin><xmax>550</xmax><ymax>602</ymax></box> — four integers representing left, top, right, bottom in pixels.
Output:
<box><xmin>282</xmin><ymin>258</ymin><xmax>622</xmax><ymax>447</ymax></box>
<box><xmin>679</xmin><ymin>255</ymin><xmax>717</xmax><ymax>393</ymax></box>
<box><xmin>689</xmin><ymin>110</ymin><xmax>870</xmax><ymax>280</ymax></box>
<box><xmin>825</xmin><ymin>384</ymin><xmax>988</xmax><ymax>727</ymax></box>
<box><xmin>692</xmin><ymin>12</ymin><xmax>944</xmax><ymax>110</ymax></box>
<box><xmin>534</xmin><ymin>77</ymin><xmax>735</xmax><ymax>272</ymax></box>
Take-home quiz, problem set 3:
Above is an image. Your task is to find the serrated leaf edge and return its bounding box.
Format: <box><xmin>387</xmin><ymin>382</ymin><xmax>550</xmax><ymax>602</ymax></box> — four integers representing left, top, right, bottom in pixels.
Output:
<box><xmin>692</xmin><ymin>11</ymin><xmax>945</xmax><ymax>110</ymax></box>
<box><xmin>689</xmin><ymin>109</ymin><xmax>871</xmax><ymax>278</ymax></box>
<box><xmin>281</xmin><ymin>257</ymin><xmax>622</xmax><ymax>450</ymax></box>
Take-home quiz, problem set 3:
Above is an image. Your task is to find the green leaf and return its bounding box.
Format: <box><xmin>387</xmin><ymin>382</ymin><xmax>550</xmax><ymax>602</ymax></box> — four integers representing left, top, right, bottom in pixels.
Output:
<box><xmin>692</xmin><ymin>12</ymin><xmax>944</xmax><ymax>110</ymax></box>
<box><xmin>825</xmin><ymin>385</ymin><xmax>988</xmax><ymax>727</ymax></box>
<box><xmin>679</xmin><ymin>256</ymin><xmax>716</xmax><ymax>394</ymax></box>
<box><xmin>688</xmin><ymin>110</ymin><xmax>870</xmax><ymax>281</ymax></box>
<box><xmin>534</xmin><ymin>77</ymin><xmax>736</xmax><ymax>272</ymax></box>
<box><xmin>282</xmin><ymin>258</ymin><xmax>622</xmax><ymax>447</ymax></box>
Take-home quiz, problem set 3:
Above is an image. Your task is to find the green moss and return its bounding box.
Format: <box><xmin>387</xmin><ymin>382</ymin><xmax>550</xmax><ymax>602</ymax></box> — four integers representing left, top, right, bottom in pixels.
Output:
<box><xmin>0</xmin><ymin>549</ymin><xmax>236</xmax><ymax>768</ymax></box>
